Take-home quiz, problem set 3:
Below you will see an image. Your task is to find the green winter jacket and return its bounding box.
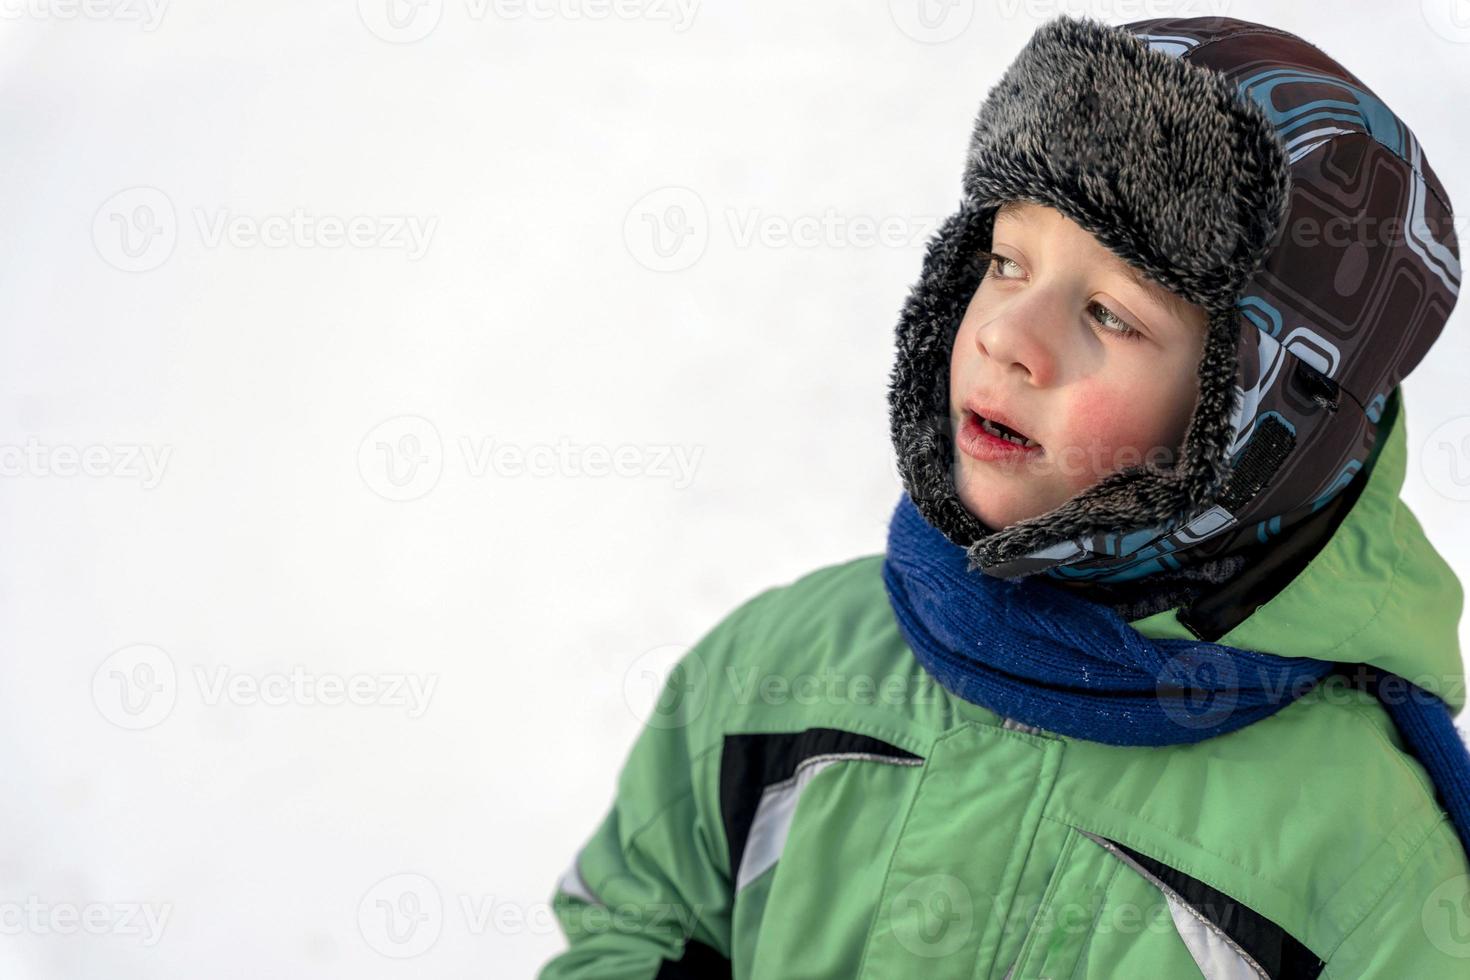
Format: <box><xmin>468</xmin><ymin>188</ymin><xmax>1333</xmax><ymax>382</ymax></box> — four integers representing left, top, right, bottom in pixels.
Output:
<box><xmin>539</xmin><ymin>388</ymin><xmax>1470</xmax><ymax>978</ymax></box>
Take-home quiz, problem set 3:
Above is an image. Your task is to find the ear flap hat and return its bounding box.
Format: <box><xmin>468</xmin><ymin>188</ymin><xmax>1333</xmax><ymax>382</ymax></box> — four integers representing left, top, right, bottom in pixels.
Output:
<box><xmin>888</xmin><ymin>16</ymin><xmax>1461</xmax><ymax>631</ymax></box>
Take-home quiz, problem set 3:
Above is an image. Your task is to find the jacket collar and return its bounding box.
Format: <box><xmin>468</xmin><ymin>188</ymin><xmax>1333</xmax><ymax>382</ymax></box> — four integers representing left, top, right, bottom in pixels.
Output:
<box><xmin>1131</xmin><ymin>387</ymin><xmax>1467</xmax><ymax>714</ymax></box>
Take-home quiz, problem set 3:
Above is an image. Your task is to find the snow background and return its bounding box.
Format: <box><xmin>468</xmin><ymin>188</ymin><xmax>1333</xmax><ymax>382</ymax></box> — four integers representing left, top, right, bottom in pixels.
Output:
<box><xmin>0</xmin><ymin>0</ymin><xmax>1468</xmax><ymax>976</ymax></box>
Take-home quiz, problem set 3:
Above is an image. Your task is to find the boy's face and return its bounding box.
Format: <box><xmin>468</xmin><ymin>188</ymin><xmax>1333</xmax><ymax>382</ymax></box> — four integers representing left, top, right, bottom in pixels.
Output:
<box><xmin>949</xmin><ymin>202</ymin><xmax>1208</xmax><ymax>529</ymax></box>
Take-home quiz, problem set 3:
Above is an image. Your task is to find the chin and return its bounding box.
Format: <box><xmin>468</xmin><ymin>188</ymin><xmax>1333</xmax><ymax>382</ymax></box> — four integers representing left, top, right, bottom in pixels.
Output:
<box><xmin>953</xmin><ymin>463</ymin><xmax>1019</xmax><ymax>530</ymax></box>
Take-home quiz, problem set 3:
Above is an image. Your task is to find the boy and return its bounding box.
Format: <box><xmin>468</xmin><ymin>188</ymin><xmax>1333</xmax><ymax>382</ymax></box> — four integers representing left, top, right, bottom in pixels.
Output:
<box><xmin>541</xmin><ymin>15</ymin><xmax>1470</xmax><ymax>978</ymax></box>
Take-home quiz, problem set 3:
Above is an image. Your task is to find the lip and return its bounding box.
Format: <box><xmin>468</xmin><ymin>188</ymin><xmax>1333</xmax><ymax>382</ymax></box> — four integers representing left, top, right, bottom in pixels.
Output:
<box><xmin>964</xmin><ymin>399</ymin><xmax>1041</xmax><ymax>445</ymax></box>
<box><xmin>957</xmin><ymin>400</ymin><xmax>1044</xmax><ymax>463</ymax></box>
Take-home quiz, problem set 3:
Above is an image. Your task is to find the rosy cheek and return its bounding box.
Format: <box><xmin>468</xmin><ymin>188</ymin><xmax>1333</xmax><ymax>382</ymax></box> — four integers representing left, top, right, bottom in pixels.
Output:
<box><xmin>1061</xmin><ymin>384</ymin><xmax>1132</xmax><ymax>446</ymax></box>
<box><xmin>1054</xmin><ymin>385</ymin><xmax>1168</xmax><ymax>485</ymax></box>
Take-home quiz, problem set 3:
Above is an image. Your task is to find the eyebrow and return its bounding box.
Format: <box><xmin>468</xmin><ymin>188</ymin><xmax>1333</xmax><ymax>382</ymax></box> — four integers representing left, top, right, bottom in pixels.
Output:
<box><xmin>993</xmin><ymin>199</ymin><xmax>1027</xmax><ymax>222</ymax></box>
<box><xmin>992</xmin><ymin>202</ymin><xmax>1197</xmax><ymax>320</ymax></box>
<box><xmin>1117</xmin><ymin>262</ymin><xmax>1197</xmax><ymax>320</ymax></box>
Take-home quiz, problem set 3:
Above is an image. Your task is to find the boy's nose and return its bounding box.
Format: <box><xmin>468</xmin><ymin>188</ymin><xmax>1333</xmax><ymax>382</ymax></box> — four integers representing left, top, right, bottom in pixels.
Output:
<box><xmin>973</xmin><ymin>293</ymin><xmax>1062</xmax><ymax>387</ymax></box>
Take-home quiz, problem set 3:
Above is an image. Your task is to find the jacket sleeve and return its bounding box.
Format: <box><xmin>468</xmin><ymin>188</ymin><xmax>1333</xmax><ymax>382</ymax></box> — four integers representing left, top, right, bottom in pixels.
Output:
<box><xmin>537</xmin><ymin>595</ymin><xmax>765</xmax><ymax>979</ymax></box>
<box><xmin>1322</xmin><ymin>817</ymin><xmax>1470</xmax><ymax>978</ymax></box>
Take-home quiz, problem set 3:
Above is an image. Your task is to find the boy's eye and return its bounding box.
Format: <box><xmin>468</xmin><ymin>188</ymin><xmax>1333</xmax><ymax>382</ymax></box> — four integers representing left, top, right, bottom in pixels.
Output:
<box><xmin>1088</xmin><ymin>302</ymin><xmax>1142</xmax><ymax>341</ymax></box>
<box><xmin>981</xmin><ymin>252</ymin><xmax>1024</xmax><ymax>280</ymax></box>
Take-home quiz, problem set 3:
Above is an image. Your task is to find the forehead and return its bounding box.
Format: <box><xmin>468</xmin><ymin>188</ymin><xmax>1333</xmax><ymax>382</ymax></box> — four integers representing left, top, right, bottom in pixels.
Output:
<box><xmin>992</xmin><ymin>202</ymin><xmax>1200</xmax><ymax>320</ymax></box>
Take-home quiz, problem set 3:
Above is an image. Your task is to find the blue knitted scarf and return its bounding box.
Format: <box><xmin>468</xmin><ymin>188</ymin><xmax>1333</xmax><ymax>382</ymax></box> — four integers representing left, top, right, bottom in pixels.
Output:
<box><xmin>881</xmin><ymin>490</ymin><xmax>1470</xmax><ymax>859</ymax></box>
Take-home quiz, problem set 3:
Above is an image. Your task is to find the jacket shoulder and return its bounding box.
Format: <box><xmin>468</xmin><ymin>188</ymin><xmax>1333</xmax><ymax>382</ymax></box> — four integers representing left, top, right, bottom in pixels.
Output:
<box><xmin>735</xmin><ymin>553</ymin><xmax>891</xmax><ymax>641</ymax></box>
<box><xmin>678</xmin><ymin>554</ymin><xmax>942</xmax><ymax>757</ymax></box>
<box><xmin>1323</xmin><ymin>815</ymin><xmax>1470</xmax><ymax>975</ymax></box>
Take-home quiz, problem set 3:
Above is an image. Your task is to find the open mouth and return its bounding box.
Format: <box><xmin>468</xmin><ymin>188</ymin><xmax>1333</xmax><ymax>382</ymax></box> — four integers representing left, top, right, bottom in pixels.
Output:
<box><xmin>972</xmin><ymin>411</ymin><xmax>1040</xmax><ymax>449</ymax></box>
